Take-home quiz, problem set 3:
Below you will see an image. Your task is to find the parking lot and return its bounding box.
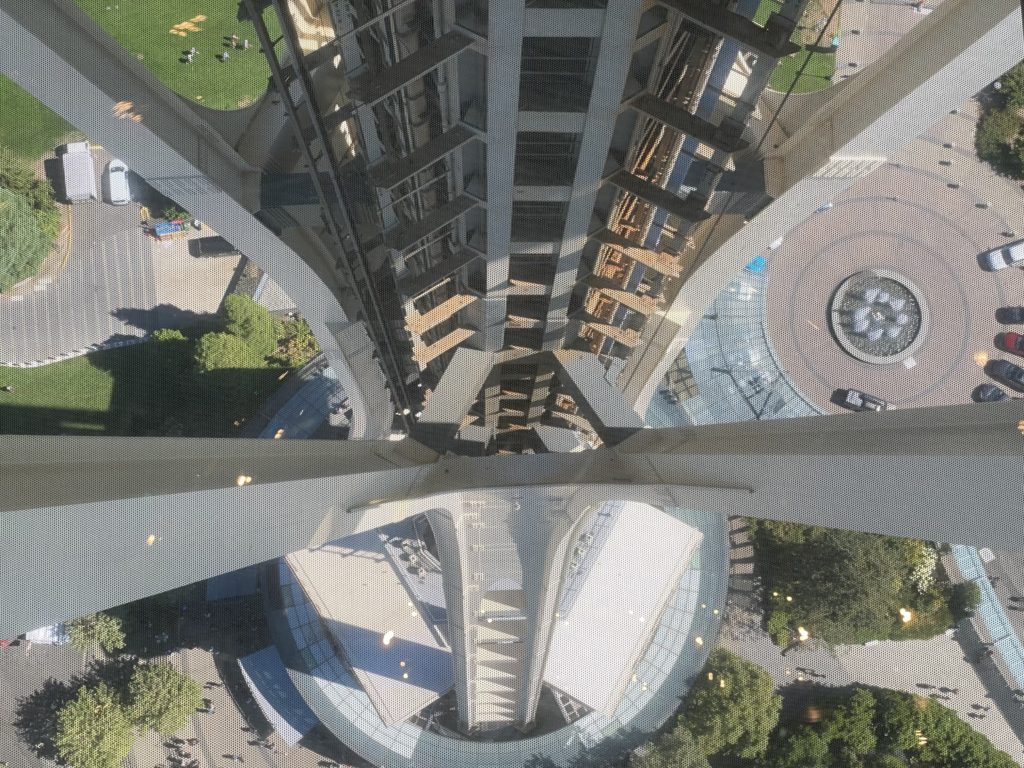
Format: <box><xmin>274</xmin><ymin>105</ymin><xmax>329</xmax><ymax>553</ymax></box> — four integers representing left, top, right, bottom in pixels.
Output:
<box><xmin>0</xmin><ymin>147</ymin><xmax>241</xmax><ymax>366</ymax></box>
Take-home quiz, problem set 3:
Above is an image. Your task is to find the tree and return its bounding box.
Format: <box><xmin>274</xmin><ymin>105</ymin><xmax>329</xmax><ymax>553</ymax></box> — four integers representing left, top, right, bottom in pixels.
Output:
<box><xmin>866</xmin><ymin>754</ymin><xmax>909</xmax><ymax>768</ymax></box>
<box><xmin>632</xmin><ymin>724</ymin><xmax>710</xmax><ymax>768</ymax></box>
<box><xmin>0</xmin><ymin>187</ymin><xmax>53</xmax><ymax>293</ymax></box>
<box><xmin>54</xmin><ymin>682</ymin><xmax>134</xmax><ymax>768</ymax></box>
<box><xmin>754</xmin><ymin>525</ymin><xmax>943</xmax><ymax>644</ymax></box>
<box><xmin>66</xmin><ymin>612</ymin><xmax>126</xmax><ymax>655</ymax></box>
<box><xmin>144</xmin><ymin>328</ymin><xmax>192</xmax><ymax>397</ymax></box>
<box><xmin>272</xmin><ymin>317</ymin><xmax>321</xmax><ymax>368</ymax></box>
<box><xmin>682</xmin><ymin>649</ymin><xmax>781</xmax><ymax>759</ymax></box>
<box><xmin>128</xmin><ymin>662</ymin><xmax>203</xmax><ymax>736</ymax></box>
<box><xmin>765</xmin><ymin>725</ymin><xmax>829</xmax><ymax>768</ymax></box>
<box><xmin>950</xmin><ymin>581</ymin><xmax>981</xmax><ymax>620</ymax></box>
<box><xmin>874</xmin><ymin>690</ymin><xmax>920</xmax><ymax>753</ymax></box>
<box><xmin>194</xmin><ymin>331</ymin><xmax>266</xmax><ymax>373</ymax></box>
<box><xmin>223</xmin><ymin>294</ymin><xmax>277</xmax><ymax>359</ymax></box>
<box><xmin>915</xmin><ymin>699</ymin><xmax>1017</xmax><ymax>768</ymax></box>
<box><xmin>824</xmin><ymin>687</ymin><xmax>877</xmax><ymax>759</ymax></box>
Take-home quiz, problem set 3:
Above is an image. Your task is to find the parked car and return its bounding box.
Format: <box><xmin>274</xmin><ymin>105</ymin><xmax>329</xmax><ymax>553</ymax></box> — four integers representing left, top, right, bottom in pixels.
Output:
<box><xmin>58</xmin><ymin>141</ymin><xmax>98</xmax><ymax>203</ymax></box>
<box><xmin>835</xmin><ymin>388</ymin><xmax>889</xmax><ymax>412</ymax></box>
<box><xmin>996</xmin><ymin>306</ymin><xmax>1024</xmax><ymax>324</ymax></box>
<box><xmin>102</xmin><ymin>159</ymin><xmax>130</xmax><ymax>205</ymax></box>
<box><xmin>985</xmin><ymin>358</ymin><xmax>1024</xmax><ymax>392</ymax></box>
<box><xmin>979</xmin><ymin>240</ymin><xmax>1024</xmax><ymax>271</ymax></box>
<box><xmin>997</xmin><ymin>331</ymin><xmax>1024</xmax><ymax>358</ymax></box>
<box><xmin>973</xmin><ymin>383</ymin><xmax>1010</xmax><ymax>402</ymax></box>
<box><xmin>188</xmin><ymin>236</ymin><xmax>241</xmax><ymax>258</ymax></box>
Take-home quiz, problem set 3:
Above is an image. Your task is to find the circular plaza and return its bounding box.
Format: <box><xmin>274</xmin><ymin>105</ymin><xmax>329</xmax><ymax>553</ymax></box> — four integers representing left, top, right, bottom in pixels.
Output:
<box><xmin>762</xmin><ymin>148</ymin><xmax>1021</xmax><ymax>413</ymax></box>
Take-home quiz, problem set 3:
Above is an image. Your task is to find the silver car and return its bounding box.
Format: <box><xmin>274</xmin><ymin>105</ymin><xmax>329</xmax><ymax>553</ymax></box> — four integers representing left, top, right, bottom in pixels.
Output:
<box><xmin>980</xmin><ymin>240</ymin><xmax>1024</xmax><ymax>271</ymax></box>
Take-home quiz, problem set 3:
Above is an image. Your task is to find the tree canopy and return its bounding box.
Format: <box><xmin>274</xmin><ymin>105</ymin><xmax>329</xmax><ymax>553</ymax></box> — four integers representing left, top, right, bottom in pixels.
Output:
<box><xmin>223</xmin><ymin>293</ymin><xmax>277</xmax><ymax>359</ymax></box>
<box><xmin>631</xmin><ymin>723</ymin><xmax>710</xmax><ymax>768</ymax></box>
<box><xmin>0</xmin><ymin>187</ymin><xmax>53</xmax><ymax>293</ymax></box>
<box><xmin>0</xmin><ymin>154</ymin><xmax>60</xmax><ymax>293</ymax></box>
<box><xmin>128</xmin><ymin>662</ymin><xmax>203</xmax><ymax>736</ymax></box>
<box><xmin>194</xmin><ymin>331</ymin><xmax>266</xmax><ymax>373</ymax></box>
<box><xmin>66</xmin><ymin>612</ymin><xmax>126</xmax><ymax>655</ymax></box>
<box><xmin>976</xmin><ymin>62</ymin><xmax>1024</xmax><ymax>179</ymax></box>
<box><xmin>681</xmin><ymin>648</ymin><xmax>781</xmax><ymax>759</ymax></box>
<box><xmin>54</xmin><ymin>682</ymin><xmax>134</xmax><ymax>768</ymax></box>
<box><xmin>751</xmin><ymin>520</ymin><xmax>951</xmax><ymax>644</ymax></box>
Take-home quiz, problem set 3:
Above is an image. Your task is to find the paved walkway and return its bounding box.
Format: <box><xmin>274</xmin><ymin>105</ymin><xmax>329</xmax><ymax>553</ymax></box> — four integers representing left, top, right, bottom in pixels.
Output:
<box><xmin>833</xmin><ymin>0</ymin><xmax>940</xmax><ymax>82</ymax></box>
<box><xmin>720</xmin><ymin>534</ymin><xmax>1024</xmax><ymax>763</ymax></box>
<box><xmin>762</xmin><ymin>101</ymin><xmax>1024</xmax><ymax>413</ymax></box>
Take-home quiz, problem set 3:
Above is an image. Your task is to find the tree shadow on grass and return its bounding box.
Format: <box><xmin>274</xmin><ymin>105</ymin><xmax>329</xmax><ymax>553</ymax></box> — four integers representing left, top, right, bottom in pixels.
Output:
<box><xmin>13</xmin><ymin>655</ymin><xmax>138</xmax><ymax>761</ymax></box>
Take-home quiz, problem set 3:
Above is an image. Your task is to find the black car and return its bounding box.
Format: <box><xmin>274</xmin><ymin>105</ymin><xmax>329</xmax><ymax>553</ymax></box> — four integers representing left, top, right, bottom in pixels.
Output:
<box><xmin>985</xmin><ymin>359</ymin><xmax>1024</xmax><ymax>392</ymax></box>
<box><xmin>835</xmin><ymin>388</ymin><xmax>888</xmax><ymax>412</ymax></box>
<box><xmin>996</xmin><ymin>307</ymin><xmax>1024</xmax><ymax>324</ymax></box>
<box><xmin>972</xmin><ymin>383</ymin><xmax>1010</xmax><ymax>402</ymax></box>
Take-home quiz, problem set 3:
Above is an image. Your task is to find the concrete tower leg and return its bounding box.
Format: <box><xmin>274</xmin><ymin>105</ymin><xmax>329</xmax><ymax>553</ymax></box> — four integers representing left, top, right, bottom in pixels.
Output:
<box><xmin>422</xmin><ymin>488</ymin><xmax>591</xmax><ymax>732</ymax></box>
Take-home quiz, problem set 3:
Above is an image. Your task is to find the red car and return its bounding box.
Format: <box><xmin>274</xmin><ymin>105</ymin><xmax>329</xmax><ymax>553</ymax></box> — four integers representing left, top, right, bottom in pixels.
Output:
<box><xmin>997</xmin><ymin>331</ymin><xmax>1024</xmax><ymax>358</ymax></box>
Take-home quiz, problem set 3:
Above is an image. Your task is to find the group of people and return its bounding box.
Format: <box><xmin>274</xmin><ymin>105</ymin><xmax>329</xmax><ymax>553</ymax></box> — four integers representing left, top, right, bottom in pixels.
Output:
<box><xmin>183</xmin><ymin>34</ymin><xmax>251</xmax><ymax>64</ymax></box>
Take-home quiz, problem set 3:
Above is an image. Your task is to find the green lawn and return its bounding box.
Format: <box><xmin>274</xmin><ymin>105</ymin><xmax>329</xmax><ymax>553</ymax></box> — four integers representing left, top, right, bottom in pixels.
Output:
<box><xmin>0</xmin><ymin>76</ymin><xmax>80</xmax><ymax>160</ymax></box>
<box><xmin>0</xmin><ymin>340</ymin><xmax>284</xmax><ymax>436</ymax></box>
<box><xmin>769</xmin><ymin>49</ymin><xmax>836</xmax><ymax>93</ymax></box>
<box><xmin>755</xmin><ymin>0</ymin><xmax>837</xmax><ymax>94</ymax></box>
<box><xmin>74</xmin><ymin>0</ymin><xmax>280</xmax><ymax>110</ymax></box>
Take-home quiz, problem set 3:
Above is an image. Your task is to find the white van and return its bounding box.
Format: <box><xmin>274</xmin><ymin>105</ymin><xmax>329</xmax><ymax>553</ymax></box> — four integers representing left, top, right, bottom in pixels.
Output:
<box><xmin>59</xmin><ymin>141</ymin><xmax>98</xmax><ymax>203</ymax></box>
<box><xmin>103</xmin><ymin>159</ymin><xmax>131</xmax><ymax>205</ymax></box>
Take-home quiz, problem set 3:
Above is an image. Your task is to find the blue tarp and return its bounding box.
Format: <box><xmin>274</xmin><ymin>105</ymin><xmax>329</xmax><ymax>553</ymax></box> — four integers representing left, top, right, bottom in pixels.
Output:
<box><xmin>745</xmin><ymin>255</ymin><xmax>767</xmax><ymax>273</ymax></box>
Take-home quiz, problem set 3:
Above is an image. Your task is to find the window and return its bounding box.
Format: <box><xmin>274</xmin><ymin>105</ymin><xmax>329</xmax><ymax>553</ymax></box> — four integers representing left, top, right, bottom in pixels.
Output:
<box><xmin>511</xmin><ymin>202</ymin><xmax>569</xmax><ymax>241</ymax></box>
<box><xmin>519</xmin><ymin>37</ymin><xmax>599</xmax><ymax>112</ymax></box>
<box><xmin>515</xmin><ymin>132</ymin><xmax>582</xmax><ymax>186</ymax></box>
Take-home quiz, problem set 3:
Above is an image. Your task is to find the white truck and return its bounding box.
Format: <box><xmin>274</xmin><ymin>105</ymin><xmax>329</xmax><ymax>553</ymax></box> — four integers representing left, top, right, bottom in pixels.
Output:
<box><xmin>59</xmin><ymin>141</ymin><xmax>98</xmax><ymax>203</ymax></box>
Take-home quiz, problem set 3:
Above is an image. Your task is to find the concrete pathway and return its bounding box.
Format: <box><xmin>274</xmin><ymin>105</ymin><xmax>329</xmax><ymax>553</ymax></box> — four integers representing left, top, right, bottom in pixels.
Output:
<box><xmin>720</xmin><ymin>527</ymin><xmax>1024</xmax><ymax>764</ymax></box>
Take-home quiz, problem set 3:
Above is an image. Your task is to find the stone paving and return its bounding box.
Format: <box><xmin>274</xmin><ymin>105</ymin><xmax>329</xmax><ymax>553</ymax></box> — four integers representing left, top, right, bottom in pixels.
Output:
<box><xmin>762</xmin><ymin>101</ymin><xmax>1024</xmax><ymax>413</ymax></box>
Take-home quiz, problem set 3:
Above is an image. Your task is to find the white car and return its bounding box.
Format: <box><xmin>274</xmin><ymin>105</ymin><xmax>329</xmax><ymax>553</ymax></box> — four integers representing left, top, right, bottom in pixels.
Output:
<box><xmin>980</xmin><ymin>240</ymin><xmax>1024</xmax><ymax>271</ymax></box>
<box><xmin>103</xmin><ymin>159</ymin><xmax>131</xmax><ymax>205</ymax></box>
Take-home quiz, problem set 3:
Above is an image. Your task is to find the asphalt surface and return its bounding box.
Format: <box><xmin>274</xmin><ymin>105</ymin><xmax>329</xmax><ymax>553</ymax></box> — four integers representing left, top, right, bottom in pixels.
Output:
<box><xmin>0</xmin><ymin>186</ymin><xmax>156</xmax><ymax>365</ymax></box>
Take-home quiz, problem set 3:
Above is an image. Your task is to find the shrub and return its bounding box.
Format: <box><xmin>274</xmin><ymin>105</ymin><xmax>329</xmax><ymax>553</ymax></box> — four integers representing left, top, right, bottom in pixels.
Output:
<box><xmin>194</xmin><ymin>331</ymin><xmax>265</xmax><ymax>373</ymax></box>
<box><xmin>766</xmin><ymin>610</ymin><xmax>792</xmax><ymax>646</ymax></box>
<box><xmin>223</xmin><ymin>294</ymin><xmax>276</xmax><ymax>359</ymax></box>
<box><xmin>0</xmin><ymin>187</ymin><xmax>55</xmax><ymax>292</ymax></box>
<box><xmin>950</xmin><ymin>581</ymin><xmax>981</xmax><ymax>620</ymax></box>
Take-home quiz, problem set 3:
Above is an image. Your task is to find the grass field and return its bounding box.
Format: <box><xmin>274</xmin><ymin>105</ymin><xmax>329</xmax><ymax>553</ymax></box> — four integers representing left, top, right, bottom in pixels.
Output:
<box><xmin>769</xmin><ymin>49</ymin><xmax>836</xmax><ymax>93</ymax></box>
<box><xmin>74</xmin><ymin>0</ymin><xmax>280</xmax><ymax>110</ymax></box>
<box><xmin>755</xmin><ymin>0</ymin><xmax>837</xmax><ymax>94</ymax></box>
<box><xmin>0</xmin><ymin>340</ymin><xmax>284</xmax><ymax>436</ymax></box>
<box><xmin>0</xmin><ymin>76</ymin><xmax>80</xmax><ymax>160</ymax></box>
